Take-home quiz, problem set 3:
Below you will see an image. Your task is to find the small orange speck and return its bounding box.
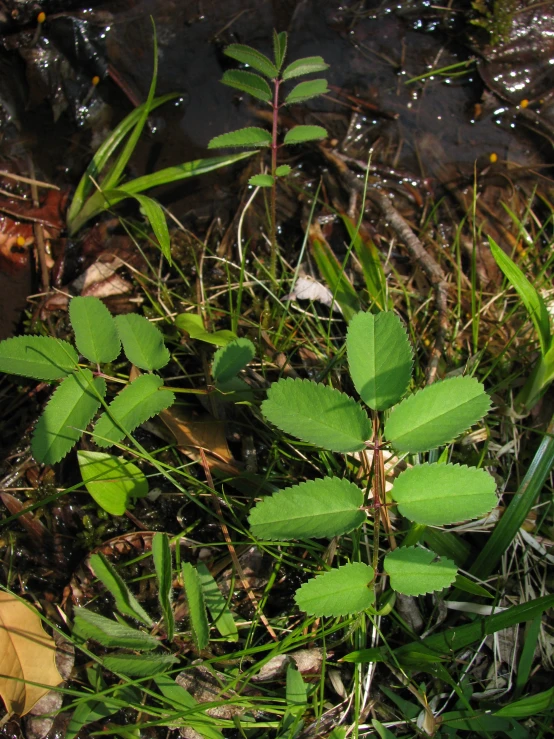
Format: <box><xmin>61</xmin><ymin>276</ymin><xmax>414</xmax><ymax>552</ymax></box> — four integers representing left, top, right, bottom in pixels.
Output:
<box><xmin>92</xmin><ymin>75</ymin><xmax>100</xmax><ymax>86</ymax></box>
<box><xmin>37</xmin><ymin>11</ymin><xmax>46</xmax><ymax>23</ymax></box>
<box><xmin>16</xmin><ymin>235</ymin><xmax>26</xmax><ymax>247</ymax></box>
<box><xmin>519</xmin><ymin>99</ymin><xmax>529</xmax><ymax>109</ymax></box>
<box><xmin>489</xmin><ymin>152</ymin><xmax>498</xmax><ymax>164</ymax></box>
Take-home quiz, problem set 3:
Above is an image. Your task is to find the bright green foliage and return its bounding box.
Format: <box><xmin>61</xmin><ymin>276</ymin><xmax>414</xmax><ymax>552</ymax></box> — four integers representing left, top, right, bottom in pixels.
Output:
<box><xmin>152</xmin><ymin>533</ymin><xmax>174</xmax><ymax>641</ymax></box>
<box><xmin>283</xmin><ymin>125</ymin><xmax>327</xmax><ymax>144</ymax></box>
<box><xmin>222</xmin><ymin>70</ymin><xmax>272</xmax><ymax>102</ymax></box>
<box><xmin>347</xmin><ymin>311</ymin><xmax>412</xmax><ymax>410</ymax></box>
<box><xmin>197</xmin><ymin>563</ymin><xmax>238</xmax><ymax>641</ymax></box>
<box><xmin>70</xmin><ymin>297</ymin><xmax>121</xmax><ymax>364</ymax></box>
<box><xmin>78</xmin><ymin>451</ymin><xmax>148</xmax><ymax>515</ymax></box>
<box><xmin>66</xmin><ymin>686</ymin><xmax>139</xmax><ymax>739</ymax></box>
<box><xmin>0</xmin><ymin>335</ymin><xmax>79</xmax><ymax>380</ymax></box>
<box><xmin>175</xmin><ymin>313</ymin><xmax>237</xmax><ymax>346</ymax></box>
<box><xmin>212</xmin><ymin>338</ymin><xmax>255</xmax><ymax>384</ymax></box>
<box><xmin>273</xmin><ymin>30</ymin><xmax>287</xmax><ymax>71</ymax></box>
<box><xmin>262</xmin><ymin>377</ymin><xmax>371</xmax><ymax>452</ymax></box>
<box><xmin>384</xmin><ymin>547</ymin><xmax>457</xmax><ymax>596</ymax></box>
<box><xmin>73</xmin><ymin>608</ymin><xmax>158</xmax><ymax>651</ymax></box>
<box><xmin>114</xmin><ymin>314</ymin><xmax>170</xmax><ymax>371</ymax></box>
<box><xmin>341</xmin><ymin>214</ymin><xmax>389</xmax><ymax>311</ymax></box>
<box><xmin>391</xmin><ymin>463</ymin><xmax>497</xmax><ymax>525</ymax></box>
<box><xmin>154</xmin><ymin>675</ymin><xmax>225</xmax><ymax>739</ymax></box>
<box><xmin>182</xmin><ymin>563</ymin><xmax>209</xmax><ymax>650</ymax></box>
<box><xmin>108</xmin><ymin>190</ymin><xmax>171</xmax><ymax>262</ymax></box>
<box><xmin>275</xmin><ymin>164</ymin><xmax>292</xmax><ymax>176</ymax></box>
<box><xmin>224</xmin><ymin>43</ymin><xmax>278</xmax><ymax>79</ymax></box>
<box><xmin>282</xmin><ymin>56</ymin><xmax>329</xmax><ymax>80</ymax></box>
<box><xmin>32</xmin><ymin>371</ymin><xmax>106</xmax><ymax>464</ymax></box>
<box><xmin>89</xmin><ymin>551</ymin><xmax>153</xmax><ymax>626</ymax></box>
<box><xmin>384</xmin><ymin>376</ymin><xmax>490</xmax><ymax>453</ymax></box>
<box><xmin>249</xmin><ymin>174</ymin><xmax>274</xmax><ymax>187</ymax></box>
<box><xmin>285</xmin><ymin>79</ymin><xmax>329</xmax><ymax>104</ymax></box>
<box><xmin>249</xmin><ymin>477</ymin><xmax>366</xmax><ymax>540</ymax></box>
<box><xmin>208</xmin><ymin>127</ymin><xmax>272</xmax><ymax>149</ymax></box>
<box><xmin>93</xmin><ymin>374</ymin><xmax>175</xmax><ymax>447</ymax></box>
<box><xmin>286</xmin><ymin>664</ymin><xmax>307</xmax><ymax>709</ymax></box>
<box><xmin>102</xmin><ymin>653</ymin><xmax>178</xmax><ymax>677</ymax></box>
<box><xmin>294</xmin><ymin>563</ymin><xmax>375</xmax><ymax>617</ymax></box>
<box><xmin>311</xmin><ymin>234</ymin><xmax>360</xmax><ymax>321</ymax></box>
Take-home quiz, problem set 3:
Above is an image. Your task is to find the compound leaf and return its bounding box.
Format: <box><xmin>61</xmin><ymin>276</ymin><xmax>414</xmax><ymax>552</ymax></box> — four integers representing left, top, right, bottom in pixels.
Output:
<box><xmin>391</xmin><ymin>463</ymin><xmax>497</xmax><ymax>525</ymax></box>
<box><xmin>295</xmin><ymin>562</ymin><xmax>375</xmax><ymax>616</ymax></box>
<box><xmin>273</xmin><ymin>31</ymin><xmax>287</xmax><ymax>71</ymax></box>
<box><xmin>208</xmin><ymin>127</ymin><xmax>272</xmax><ymax>149</ymax></box>
<box><xmin>152</xmin><ymin>533</ymin><xmax>174</xmax><ymax>642</ymax></box>
<box><xmin>69</xmin><ymin>297</ymin><xmax>120</xmax><ymax>364</ymax></box>
<box><xmin>249</xmin><ymin>174</ymin><xmax>274</xmax><ymax>187</ymax></box>
<box><xmin>282</xmin><ymin>56</ymin><xmax>329</xmax><ymax>80</ymax></box>
<box><xmin>249</xmin><ymin>476</ymin><xmax>366</xmax><ymax>539</ymax></box>
<box><xmin>212</xmin><ymin>338</ymin><xmax>255</xmax><ymax>384</ymax></box>
<box><xmin>115</xmin><ymin>313</ymin><xmax>169</xmax><ymax>371</ymax></box>
<box><xmin>284</xmin><ymin>125</ymin><xmax>327</xmax><ymax>145</ymax></box>
<box><xmin>384</xmin><ymin>376</ymin><xmax>490</xmax><ymax>453</ymax></box>
<box><xmin>103</xmin><ymin>653</ymin><xmax>178</xmax><ymax>677</ymax></box>
<box><xmin>88</xmin><ymin>551</ymin><xmax>153</xmax><ymax>626</ymax></box>
<box><xmin>224</xmin><ymin>44</ymin><xmax>278</xmax><ymax>79</ymax></box>
<box><xmin>221</xmin><ymin>70</ymin><xmax>272</xmax><ymax>102</ymax></box>
<box><xmin>384</xmin><ymin>547</ymin><xmax>457</xmax><ymax>596</ymax></box>
<box><xmin>78</xmin><ymin>451</ymin><xmax>148</xmax><ymax>516</ymax></box>
<box><xmin>93</xmin><ymin>374</ymin><xmax>175</xmax><ymax>447</ymax></box>
<box><xmin>0</xmin><ymin>336</ymin><xmax>78</xmax><ymax>380</ymax></box>
<box><xmin>32</xmin><ymin>371</ymin><xmax>106</xmax><ymax>464</ymax></box>
<box><xmin>73</xmin><ymin>608</ymin><xmax>157</xmax><ymax>650</ymax></box>
<box><xmin>347</xmin><ymin>311</ymin><xmax>412</xmax><ymax>410</ymax></box>
<box><xmin>262</xmin><ymin>377</ymin><xmax>371</xmax><ymax>453</ymax></box>
<box><xmin>285</xmin><ymin>79</ymin><xmax>329</xmax><ymax>104</ymax></box>
<box><xmin>182</xmin><ymin>563</ymin><xmax>209</xmax><ymax>650</ymax></box>
<box><xmin>175</xmin><ymin>313</ymin><xmax>237</xmax><ymax>347</ymax></box>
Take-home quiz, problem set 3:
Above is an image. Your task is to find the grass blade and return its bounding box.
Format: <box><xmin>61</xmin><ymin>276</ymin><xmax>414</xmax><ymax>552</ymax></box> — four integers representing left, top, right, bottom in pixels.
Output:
<box><xmin>152</xmin><ymin>533</ymin><xmax>174</xmax><ymax>641</ymax></box>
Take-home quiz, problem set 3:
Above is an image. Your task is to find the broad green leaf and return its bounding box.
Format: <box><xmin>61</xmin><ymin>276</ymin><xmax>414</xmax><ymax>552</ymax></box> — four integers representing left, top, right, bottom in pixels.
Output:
<box><xmin>69</xmin><ymin>297</ymin><xmax>120</xmax><ymax>364</ymax></box>
<box><xmin>73</xmin><ymin>608</ymin><xmax>157</xmax><ymax>650</ymax></box>
<box><xmin>275</xmin><ymin>164</ymin><xmax>291</xmax><ymax>177</ymax></box>
<box><xmin>285</xmin><ymin>79</ymin><xmax>329</xmax><ymax>104</ymax></box>
<box><xmin>214</xmin><ymin>377</ymin><xmax>254</xmax><ymax>404</ymax></box>
<box><xmin>78</xmin><ymin>451</ymin><xmax>148</xmax><ymax>515</ymax></box>
<box><xmin>489</xmin><ymin>236</ymin><xmax>551</xmax><ymax>355</ymax></box>
<box><xmin>286</xmin><ymin>664</ymin><xmax>307</xmax><ymax>709</ymax></box>
<box><xmin>347</xmin><ymin>311</ymin><xmax>412</xmax><ymax>410</ymax></box>
<box><xmin>88</xmin><ymin>551</ymin><xmax>153</xmax><ymax>626</ymax></box>
<box><xmin>248</xmin><ymin>476</ymin><xmax>366</xmax><ymax>539</ymax></box>
<box><xmin>208</xmin><ymin>127</ymin><xmax>271</xmax><ymax>149</ymax></box>
<box><xmin>282</xmin><ymin>56</ymin><xmax>329</xmax><ymax>80</ymax></box>
<box><xmin>384</xmin><ymin>547</ymin><xmax>457</xmax><ymax>596</ymax></box>
<box><xmin>384</xmin><ymin>376</ymin><xmax>490</xmax><ymax>453</ymax></box>
<box><xmin>262</xmin><ymin>377</ymin><xmax>371</xmax><ymax>453</ymax></box>
<box><xmin>212</xmin><ymin>338</ymin><xmax>255</xmax><ymax>384</ymax></box>
<box><xmin>93</xmin><ymin>374</ymin><xmax>175</xmax><ymax>447</ymax></box>
<box><xmin>103</xmin><ymin>653</ymin><xmax>178</xmax><ymax>677</ymax></box>
<box><xmin>341</xmin><ymin>213</ymin><xmax>389</xmax><ymax>310</ymax></box>
<box><xmin>32</xmin><ymin>371</ymin><xmax>106</xmax><ymax>464</ymax></box>
<box><xmin>391</xmin><ymin>463</ymin><xmax>497</xmax><ymax>525</ymax></box>
<box><xmin>175</xmin><ymin>313</ymin><xmax>237</xmax><ymax>347</ymax></box>
<box><xmin>114</xmin><ymin>313</ymin><xmax>170</xmax><ymax>371</ymax></box>
<box><xmin>249</xmin><ymin>174</ymin><xmax>274</xmax><ymax>187</ymax></box>
<box><xmin>310</xmin><ymin>226</ymin><xmax>360</xmax><ymax>321</ymax></box>
<box><xmin>284</xmin><ymin>125</ymin><xmax>327</xmax><ymax>145</ymax></box>
<box><xmin>152</xmin><ymin>533</ymin><xmax>174</xmax><ymax>641</ymax></box>
<box><xmin>221</xmin><ymin>70</ymin><xmax>272</xmax><ymax>102</ymax></box>
<box><xmin>295</xmin><ymin>562</ymin><xmax>375</xmax><ymax>616</ymax></box>
<box><xmin>224</xmin><ymin>43</ymin><xmax>278</xmax><ymax>79</ymax></box>
<box><xmin>197</xmin><ymin>563</ymin><xmax>238</xmax><ymax>641</ymax></box>
<box><xmin>0</xmin><ymin>336</ymin><xmax>78</xmax><ymax>380</ymax></box>
<box><xmin>103</xmin><ymin>191</ymin><xmax>171</xmax><ymax>264</ymax></box>
<box><xmin>273</xmin><ymin>30</ymin><xmax>287</xmax><ymax>71</ymax></box>
<box><xmin>182</xmin><ymin>563</ymin><xmax>209</xmax><ymax>650</ymax></box>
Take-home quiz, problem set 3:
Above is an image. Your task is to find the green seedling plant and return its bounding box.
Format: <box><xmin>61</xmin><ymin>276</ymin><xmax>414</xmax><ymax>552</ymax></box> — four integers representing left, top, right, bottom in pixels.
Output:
<box><xmin>207</xmin><ymin>31</ymin><xmax>330</xmax><ymax>278</ymax></box>
<box><xmin>249</xmin><ymin>310</ymin><xmax>496</xmax><ymax>617</ymax></box>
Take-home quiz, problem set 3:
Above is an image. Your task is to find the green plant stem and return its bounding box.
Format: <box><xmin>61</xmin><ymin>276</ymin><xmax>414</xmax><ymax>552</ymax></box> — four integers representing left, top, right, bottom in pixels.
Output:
<box><xmin>269</xmin><ymin>78</ymin><xmax>281</xmax><ymax>283</ymax></box>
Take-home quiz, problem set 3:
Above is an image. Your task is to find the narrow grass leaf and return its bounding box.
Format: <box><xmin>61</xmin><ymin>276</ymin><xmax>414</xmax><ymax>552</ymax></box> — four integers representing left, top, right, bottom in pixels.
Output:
<box><xmin>347</xmin><ymin>311</ymin><xmax>412</xmax><ymax>410</ymax></box>
<box><xmin>69</xmin><ymin>297</ymin><xmax>120</xmax><ymax>364</ymax></box>
<box><xmin>103</xmin><ymin>653</ymin><xmax>178</xmax><ymax>677</ymax></box>
<box><xmin>384</xmin><ymin>547</ymin><xmax>457</xmax><ymax>596</ymax></box>
<box><xmin>78</xmin><ymin>451</ymin><xmax>148</xmax><ymax>516</ymax></box>
<box><xmin>391</xmin><ymin>463</ymin><xmax>497</xmax><ymax>525</ymax></box>
<box><xmin>453</xmin><ymin>575</ymin><xmax>494</xmax><ymax>599</ymax></box>
<box><xmin>175</xmin><ymin>313</ymin><xmax>237</xmax><ymax>347</ymax></box>
<box><xmin>285</xmin><ymin>79</ymin><xmax>329</xmax><ymax>104</ymax></box>
<box><xmin>495</xmin><ymin>686</ymin><xmax>554</xmax><ymax>718</ymax></box>
<box><xmin>0</xmin><ymin>336</ymin><xmax>78</xmax><ymax>380</ymax></box>
<box><xmin>249</xmin><ymin>476</ymin><xmax>366</xmax><ymax>539</ymax></box>
<box><xmin>152</xmin><ymin>533</ymin><xmax>174</xmax><ymax>642</ymax></box>
<box><xmin>182</xmin><ymin>563</ymin><xmax>209</xmax><ymax>650</ymax></box>
<box><xmin>208</xmin><ymin>127</ymin><xmax>272</xmax><ymax>149</ymax></box>
<box><xmin>341</xmin><ymin>214</ymin><xmax>389</xmax><ymax>310</ymax></box>
<box><xmin>249</xmin><ymin>174</ymin><xmax>274</xmax><ymax>187</ymax></box>
<box><xmin>154</xmin><ymin>675</ymin><xmax>224</xmax><ymax>739</ymax></box>
<box><xmin>371</xmin><ymin>720</ymin><xmax>397</xmax><ymax>739</ymax></box>
<box><xmin>222</xmin><ymin>70</ymin><xmax>272</xmax><ymax>102</ymax></box>
<box><xmin>89</xmin><ymin>551</ymin><xmax>153</xmax><ymax>626</ymax></box>
<box><xmin>284</xmin><ymin>125</ymin><xmax>327</xmax><ymax>144</ymax></box>
<box><xmin>196</xmin><ymin>563</ymin><xmax>238</xmax><ymax>641</ymax></box>
<box><xmin>262</xmin><ymin>377</ymin><xmax>372</xmax><ymax>453</ymax></box>
<box><xmin>310</xmin><ymin>225</ymin><xmax>360</xmax><ymax>321</ymax></box>
<box><xmin>295</xmin><ymin>562</ymin><xmax>375</xmax><ymax>616</ymax></box>
<box><xmin>93</xmin><ymin>374</ymin><xmax>175</xmax><ymax>447</ymax></box>
<box><xmin>273</xmin><ymin>31</ymin><xmax>287</xmax><ymax>71</ymax></box>
<box><xmin>224</xmin><ymin>44</ymin><xmax>278</xmax><ymax>78</ymax></box>
<box><xmin>282</xmin><ymin>56</ymin><xmax>329</xmax><ymax>80</ymax></box>
<box><xmin>514</xmin><ymin>617</ymin><xmax>542</xmax><ymax>698</ymax></box>
<box><xmin>32</xmin><ymin>371</ymin><xmax>106</xmax><ymax>464</ymax></box>
<box><xmin>73</xmin><ymin>608</ymin><xmax>157</xmax><ymax>650</ymax></box>
<box><xmin>286</xmin><ymin>664</ymin><xmax>307</xmax><ymax>708</ymax></box>
<box><xmin>212</xmin><ymin>338</ymin><xmax>255</xmax><ymax>383</ymax></box>
<box><xmin>66</xmin><ymin>687</ymin><xmax>139</xmax><ymax>739</ymax></box>
<box><xmin>384</xmin><ymin>376</ymin><xmax>491</xmax><ymax>453</ymax></box>
<box><xmin>115</xmin><ymin>313</ymin><xmax>170</xmax><ymax>371</ymax></box>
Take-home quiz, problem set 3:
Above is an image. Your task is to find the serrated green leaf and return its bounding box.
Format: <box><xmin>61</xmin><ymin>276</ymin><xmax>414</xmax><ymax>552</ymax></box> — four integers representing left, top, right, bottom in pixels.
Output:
<box><xmin>248</xmin><ymin>476</ymin><xmax>366</xmax><ymax>539</ymax></box>
<box><xmin>115</xmin><ymin>313</ymin><xmax>169</xmax><ymax>371</ymax></box>
<box><xmin>282</xmin><ymin>56</ymin><xmax>329</xmax><ymax>80</ymax></box>
<box><xmin>93</xmin><ymin>374</ymin><xmax>175</xmax><ymax>447</ymax></box>
<box><xmin>175</xmin><ymin>313</ymin><xmax>237</xmax><ymax>347</ymax></box>
<box><xmin>275</xmin><ymin>164</ymin><xmax>291</xmax><ymax>177</ymax></box>
<box><xmin>221</xmin><ymin>70</ymin><xmax>272</xmax><ymax>102</ymax></box>
<box><xmin>89</xmin><ymin>551</ymin><xmax>153</xmax><ymax>626</ymax></box>
<box><xmin>294</xmin><ymin>562</ymin><xmax>375</xmax><ymax>616</ymax></box>
<box><xmin>73</xmin><ymin>608</ymin><xmax>158</xmax><ymax>650</ymax></box>
<box><xmin>262</xmin><ymin>377</ymin><xmax>371</xmax><ymax>453</ymax></box>
<box><xmin>249</xmin><ymin>174</ymin><xmax>274</xmax><ymax>187</ymax></box>
<box><xmin>224</xmin><ymin>43</ymin><xmax>278</xmax><ymax>79</ymax></box>
<box><xmin>391</xmin><ymin>463</ymin><xmax>497</xmax><ymax>525</ymax></box>
<box><xmin>32</xmin><ymin>371</ymin><xmax>106</xmax><ymax>464</ymax></box>
<box><xmin>103</xmin><ymin>653</ymin><xmax>178</xmax><ymax>677</ymax></box>
<box><xmin>212</xmin><ymin>338</ymin><xmax>255</xmax><ymax>384</ymax></box>
<box><xmin>78</xmin><ymin>451</ymin><xmax>148</xmax><ymax>516</ymax></box>
<box><xmin>384</xmin><ymin>547</ymin><xmax>457</xmax><ymax>596</ymax></box>
<box><xmin>284</xmin><ymin>125</ymin><xmax>327</xmax><ymax>145</ymax></box>
<box><xmin>384</xmin><ymin>376</ymin><xmax>491</xmax><ymax>453</ymax></box>
<box><xmin>0</xmin><ymin>336</ymin><xmax>79</xmax><ymax>380</ymax></box>
<box><xmin>208</xmin><ymin>127</ymin><xmax>272</xmax><ymax>149</ymax></box>
<box><xmin>69</xmin><ymin>297</ymin><xmax>121</xmax><ymax>364</ymax></box>
<box><xmin>273</xmin><ymin>31</ymin><xmax>287</xmax><ymax>71</ymax></box>
<box><xmin>197</xmin><ymin>562</ymin><xmax>238</xmax><ymax>641</ymax></box>
<box><xmin>182</xmin><ymin>563</ymin><xmax>209</xmax><ymax>650</ymax></box>
<box><xmin>152</xmin><ymin>533</ymin><xmax>174</xmax><ymax>641</ymax></box>
<box><xmin>347</xmin><ymin>311</ymin><xmax>412</xmax><ymax>410</ymax></box>
<box><xmin>285</xmin><ymin>79</ymin><xmax>329</xmax><ymax>104</ymax></box>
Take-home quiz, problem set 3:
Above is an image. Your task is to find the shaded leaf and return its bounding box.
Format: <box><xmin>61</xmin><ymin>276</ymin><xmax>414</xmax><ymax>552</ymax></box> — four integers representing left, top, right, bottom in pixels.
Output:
<box><xmin>154</xmin><ymin>675</ymin><xmax>224</xmax><ymax>739</ymax></box>
<box><xmin>282</xmin><ymin>56</ymin><xmax>329</xmax><ymax>80</ymax></box>
<box><xmin>69</xmin><ymin>297</ymin><xmax>120</xmax><ymax>364</ymax></box>
<box><xmin>115</xmin><ymin>313</ymin><xmax>170</xmax><ymax>371</ymax></box>
<box><xmin>384</xmin><ymin>376</ymin><xmax>491</xmax><ymax>453</ymax></box>
<box><xmin>284</xmin><ymin>125</ymin><xmax>327</xmax><ymax>145</ymax></box>
<box><xmin>197</xmin><ymin>563</ymin><xmax>238</xmax><ymax>641</ymax></box>
<box><xmin>127</xmin><ymin>192</ymin><xmax>171</xmax><ymax>264</ymax></box>
<box><xmin>341</xmin><ymin>214</ymin><xmax>389</xmax><ymax>311</ymax></box>
<box><xmin>286</xmin><ymin>664</ymin><xmax>307</xmax><ymax>709</ymax></box>
<box><xmin>295</xmin><ymin>562</ymin><xmax>375</xmax><ymax>616</ymax></box>
<box><xmin>0</xmin><ymin>336</ymin><xmax>78</xmax><ymax>381</ymax></box>
<box><xmin>214</xmin><ymin>376</ymin><xmax>254</xmax><ymax>404</ymax></box>
<box><xmin>249</xmin><ymin>174</ymin><xmax>274</xmax><ymax>187</ymax></box>
<box><xmin>285</xmin><ymin>79</ymin><xmax>329</xmax><ymax>104</ymax></box>
<box><xmin>65</xmin><ymin>687</ymin><xmax>139</xmax><ymax>739</ymax></box>
<box><xmin>78</xmin><ymin>451</ymin><xmax>148</xmax><ymax>516</ymax></box>
<box><xmin>221</xmin><ymin>70</ymin><xmax>272</xmax><ymax>102</ymax></box>
<box><xmin>248</xmin><ymin>476</ymin><xmax>366</xmax><ymax>539</ymax></box>
<box><xmin>262</xmin><ymin>377</ymin><xmax>371</xmax><ymax>453</ymax></box>
<box><xmin>152</xmin><ymin>533</ymin><xmax>174</xmax><ymax>642</ymax></box>
<box><xmin>175</xmin><ymin>313</ymin><xmax>237</xmax><ymax>347</ymax></box>
<box><xmin>310</xmin><ymin>222</ymin><xmax>360</xmax><ymax>321</ymax></box>
<box><xmin>182</xmin><ymin>563</ymin><xmax>209</xmax><ymax>650</ymax></box>
<box><xmin>73</xmin><ymin>608</ymin><xmax>157</xmax><ymax>650</ymax></box>
<box><xmin>224</xmin><ymin>43</ymin><xmax>278</xmax><ymax>79</ymax></box>
<box><xmin>273</xmin><ymin>30</ymin><xmax>287</xmax><ymax>71</ymax></box>
<box><xmin>208</xmin><ymin>127</ymin><xmax>271</xmax><ymax>149</ymax></box>
<box><xmin>103</xmin><ymin>653</ymin><xmax>178</xmax><ymax>677</ymax></box>
<box><xmin>384</xmin><ymin>547</ymin><xmax>457</xmax><ymax>596</ymax></box>
<box><xmin>212</xmin><ymin>338</ymin><xmax>255</xmax><ymax>384</ymax></box>
<box><xmin>495</xmin><ymin>686</ymin><xmax>554</xmax><ymax>718</ymax></box>
<box><xmin>88</xmin><ymin>551</ymin><xmax>153</xmax><ymax>626</ymax></box>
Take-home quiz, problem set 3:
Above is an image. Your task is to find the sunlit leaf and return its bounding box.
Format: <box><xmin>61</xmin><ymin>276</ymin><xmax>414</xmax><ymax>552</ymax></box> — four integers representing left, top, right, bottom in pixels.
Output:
<box><xmin>224</xmin><ymin>43</ymin><xmax>278</xmax><ymax>79</ymax></box>
<box><xmin>175</xmin><ymin>313</ymin><xmax>237</xmax><ymax>347</ymax></box>
<box><xmin>69</xmin><ymin>297</ymin><xmax>120</xmax><ymax>364</ymax></box>
<box><xmin>152</xmin><ymin>533</ymin><xmax>174</xmax><ymax>642</ymax></box>
<box><xmin>103</xmin><ymin>653</ymin><xmax>178</xmax><ymax>677</ymax></box>
<box><xmin>273</xmin><ymin>30</ymin><xmax>287</xmax><ymax>71</ymax></box>
<box><xmin>384</xmin><ymin>547</ymin><xmax>457</xmax><ymax>596</ymax></box>
<box><xmin>249</xmin><ymin>174</ymin><xmax>274</xmax><ymax>187</ymax></box>
<box><xmin>115</xmin><ymin>313</ymin><xmax>170</xmax><ymax>371</ymax></box>
<box><xmin>285</xmin><ymin>79</ymin><xmax>329</xmax><ymax>104</ymax></box>
<box><xmin>88</xmin><ymin>551</ymin><xmax>153</xmax><ymax>626</ymax></box>
<box><xmin>182</xmin><ymin>563</ymin><xmax>209</xmax><ymax>650</ymax></box>
<box><xmin>310</xmin><ymin>222</ymin><xmax>360</xmax><ymax>321</ymax></box>
<box><xmin>221</xmin><ymin>70</ymin><xmax>272</xmax><ymax>102</ymax></box>
<box><xmin>294</xmin><ymin>562</ymin><xmax>375</xmax><ymax>616</ymax></box>
<box><xmin>197</xmin><ymin>563</ymin><xmax>238</xmax><ymax>642</ymax></box>
<box><xmin>78</xmin><ymin>451</ymin><xmax>148</xmax><ymax>516</ymax></box>
<box><xmin>282</xmin><ymin>56</ymin><xmax>329</xmax><ymax>80</ymax></box>
<box><xmin>341</xmin><ymin>213</ymin><xmax>389</xmax><ymax>310</ymax></box>
<box><xmin>65</xmin><ymin>687</ymin><xmax>139</xmax><ymax>739</ymax></box>
<box><xmin>275</xmin><ymin>164</ymin><xmax>292</xmax><ymax>177</ymax></box>
<box><xmin>212</xmin><ymin>338</ymin><xmax>255</xmax><ymax>384</ymax></box>
<box><xmin>284</xmin><ymin>125</ymin><xmax>327</xmax><ymax>145</ymax></box>
<box><xmin>73</xmin><ymin>608</ymin><xmax>157</xmax><ymax>650</ymax></box>
<box><xmin>286</xmin><ymin>664</ymin><xmax>307</xmax><ymax>710</ymax></box>
<box><xmin>104</xmin><ymin>191</ymin><xmax>171</xmax><ymax>264</ymax></box>
<box><xmin>208</xmin><ymin>127</ymin><xmax>272</xmax><ymax>149</ymax></box>
<box><xmin>0</xmin><ymin>336</ymin><xmax>78</xmax><ymax>380</ymax></box>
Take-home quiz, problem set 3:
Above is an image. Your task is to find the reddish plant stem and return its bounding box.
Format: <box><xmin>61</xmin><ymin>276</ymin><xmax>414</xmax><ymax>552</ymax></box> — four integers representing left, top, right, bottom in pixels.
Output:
<box><xmin>371</xmin><ymin>413</ymin><xmax>383</xmax><ymax>577</ymax></box>
<box><xmin>269</xmin><ymin>78</ymin><xmax>280</xmax><ymax>282</ymax></box>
